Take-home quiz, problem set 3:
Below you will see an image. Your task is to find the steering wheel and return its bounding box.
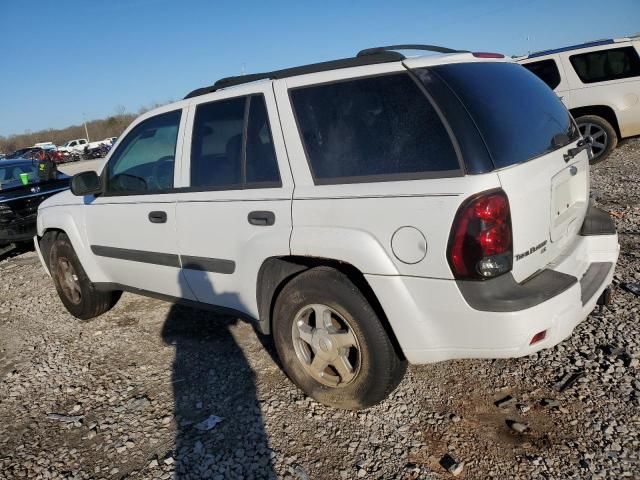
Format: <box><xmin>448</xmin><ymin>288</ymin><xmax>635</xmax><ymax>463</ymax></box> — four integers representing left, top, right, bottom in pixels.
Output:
<box><xmin>151</xmin><ymin>155</ymin><xmax>175</xmax><ymax>190</ymax></box>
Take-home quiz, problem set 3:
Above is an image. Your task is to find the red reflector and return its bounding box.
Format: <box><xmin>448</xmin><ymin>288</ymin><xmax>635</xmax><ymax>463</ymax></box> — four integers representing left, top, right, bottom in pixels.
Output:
<box><xmin>530</xmin><ymin>330</ymin><xmax>547</xmax><ymax>345</ymax></box>
<box><xmin>472</xmin><ymin>52</ymin><xmax>505</xmax><ymax>58</ymax></box>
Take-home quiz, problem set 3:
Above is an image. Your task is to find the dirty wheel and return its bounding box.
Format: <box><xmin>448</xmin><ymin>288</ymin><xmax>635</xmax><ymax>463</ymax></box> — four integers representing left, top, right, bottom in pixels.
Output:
<box><xmin>291</xmin><ymin>303</ymin><xmax>362</xmax><ymax>388</ymax></box>
<box><xmin>55</xmin><ymin>255</ymin><xmax>82</xmax><ymax>305</ymax></box>
<box><xmin>49</xmin><ymin>232</ymin><xmax>121</xmax><ymax>320</ymax></box>
<box><xmin>273</xmin><ymin>266</ymin><xmax>406</xmax><ymax>410</ymax></box>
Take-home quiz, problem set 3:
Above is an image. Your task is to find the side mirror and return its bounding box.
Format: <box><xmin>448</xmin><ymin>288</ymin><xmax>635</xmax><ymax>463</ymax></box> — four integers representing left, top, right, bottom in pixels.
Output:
<box><xmin>70</xmin><ymin>171</ymin><xmax>102</xmax><ymax>196</ymax></box>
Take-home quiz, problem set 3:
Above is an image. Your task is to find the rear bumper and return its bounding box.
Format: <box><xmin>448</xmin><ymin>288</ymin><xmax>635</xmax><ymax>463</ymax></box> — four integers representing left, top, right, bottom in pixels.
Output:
<box><xmin>367</xmin><ymin>226</ymin><xmax>619</xmax><ymax>364</ymax></box>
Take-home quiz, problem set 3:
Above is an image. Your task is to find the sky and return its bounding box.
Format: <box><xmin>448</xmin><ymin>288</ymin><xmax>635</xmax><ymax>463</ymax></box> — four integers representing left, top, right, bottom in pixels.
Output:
<box><xmin>1</xmin><ymin>0</ymin><xmax>638</xmax><ymax>137</ymax></box>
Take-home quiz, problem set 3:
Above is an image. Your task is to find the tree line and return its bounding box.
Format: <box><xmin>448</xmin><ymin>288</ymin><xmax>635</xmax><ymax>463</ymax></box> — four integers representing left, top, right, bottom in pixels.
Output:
<box><xmin>0</xmin><ymin>103</ymin><xmax>170</xmax><ymax>154</ymax></box>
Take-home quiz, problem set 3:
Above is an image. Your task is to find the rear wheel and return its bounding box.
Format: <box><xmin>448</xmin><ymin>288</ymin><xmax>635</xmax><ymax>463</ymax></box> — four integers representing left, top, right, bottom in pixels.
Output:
<box><xmin>49</xmin><ymin>233</ymin><xmax>121</xmax><ymax>320</ymax></box>
<box><xmin>576</xmin><ymin>115</ymin><xmax>617</xmax><ymax>164</ymax></box>
<box><xmin>272</xmin><ymin>266</ymin><xmax>406</xmax><ymax>410</ymax></box>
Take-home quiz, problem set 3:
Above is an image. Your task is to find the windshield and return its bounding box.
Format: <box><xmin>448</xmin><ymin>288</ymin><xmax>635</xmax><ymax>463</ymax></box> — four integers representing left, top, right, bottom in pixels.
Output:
<box><xmin>0</xmin><ymin>162</ymin><xmax>40</xmax><ymax>189</ymax></box>
<box><xmin>417</xmin><ymin>62</ymin><xmax>579</xmax><ymax>169</ymax></box>
<box><xmin>6</xmin><ymin>148</ymin><xmax>34</xmax><ymax>159</ymax></box>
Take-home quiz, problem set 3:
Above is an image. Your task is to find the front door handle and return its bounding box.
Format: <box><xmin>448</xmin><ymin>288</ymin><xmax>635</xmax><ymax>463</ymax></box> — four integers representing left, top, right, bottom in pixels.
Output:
<box><xmin>148</xmin><ymin>211</ymin><xmax>167</xmax><ymax>224</ymax></box>
<box><xmin>248</xmin><ymin>211</ymin><xmax>275</xmax><ymax>226</ymax></box>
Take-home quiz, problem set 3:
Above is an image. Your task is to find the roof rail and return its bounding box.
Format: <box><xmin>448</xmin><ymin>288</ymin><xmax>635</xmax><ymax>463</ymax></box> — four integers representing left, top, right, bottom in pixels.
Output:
<box><xmin>184</xmin><ymin>50</ymin><xmax>404</xmax><ymax>99</ymax></box>
<box><xmin>526</xmin><ymin>39</ymin><xmax>615</xmax><ymax>58</ymax></box>
<box><xmin>357</xmin><ymin>44</ymin><xmax>468</xmax><ymax>57</ymax></box>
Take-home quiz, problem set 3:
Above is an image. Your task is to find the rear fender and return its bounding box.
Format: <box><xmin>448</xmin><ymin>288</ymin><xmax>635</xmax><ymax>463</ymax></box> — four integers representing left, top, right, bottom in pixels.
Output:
<box><xmin>289</xmin><ymin>227</ymin><xmax>400</xmax><ymax>275</ymax></box>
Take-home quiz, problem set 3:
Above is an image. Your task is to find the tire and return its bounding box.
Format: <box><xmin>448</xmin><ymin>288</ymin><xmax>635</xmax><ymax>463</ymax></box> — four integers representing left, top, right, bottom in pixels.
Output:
<box><xmin>272</xmin><ymin>266</ymin><xmax>407</xmax><ymax>410</ymax></box>
<box><xmin>49</xmin><ymin>233</ymin><xmax>121</xmax><ymax>320</ymax></box>
<box><xmin>575</xmin><ymin>114</ymin><xmax>618</xmax><ymax>165</ymax></box>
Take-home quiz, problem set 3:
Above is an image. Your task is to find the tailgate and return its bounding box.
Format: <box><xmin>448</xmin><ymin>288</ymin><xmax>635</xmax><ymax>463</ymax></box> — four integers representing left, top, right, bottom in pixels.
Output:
<box><xmin>498</xmin><ymin>148</ymin><xmax>589</xmax><ymax>282</ymax></box>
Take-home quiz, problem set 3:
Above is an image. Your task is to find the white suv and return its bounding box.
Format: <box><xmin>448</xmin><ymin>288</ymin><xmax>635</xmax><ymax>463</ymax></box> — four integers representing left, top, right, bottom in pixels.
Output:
<box><xmin>517</xmin><ymin>36</ymin><xmax>640</xmax><ymax>163</ymax></box>
<box><xmin>35</xmin><ymin>45</ymin><xmax>619</xmax><ymax>409</ymax></box>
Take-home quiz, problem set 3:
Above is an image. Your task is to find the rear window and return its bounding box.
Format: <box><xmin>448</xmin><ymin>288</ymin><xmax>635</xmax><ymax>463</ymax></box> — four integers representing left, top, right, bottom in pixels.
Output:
<box><xmin>570</xmin><ymin>46</ymin><xmax>640</xmax><ymax>84</ymax></box>
<box><xmin>290</xmin><ymin>73</ymin><xmax>460</xmax><ymax>184</ymax></box>
<box><xmin>426</xmin><ymin>62</ymin><xmax>578</xmax><ymax>169</ymax></box>
<box><xmin>522</xmin><ymin>59</ymin><xmax>561</xmax><ymax>89</ymax></box>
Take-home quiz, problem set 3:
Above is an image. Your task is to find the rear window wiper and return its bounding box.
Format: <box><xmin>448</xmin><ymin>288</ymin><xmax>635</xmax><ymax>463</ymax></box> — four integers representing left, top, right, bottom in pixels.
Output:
<box><xmin>563</xmin><ymin>138</ymin><xmax>591</xmax><ymax>162</ymax></box>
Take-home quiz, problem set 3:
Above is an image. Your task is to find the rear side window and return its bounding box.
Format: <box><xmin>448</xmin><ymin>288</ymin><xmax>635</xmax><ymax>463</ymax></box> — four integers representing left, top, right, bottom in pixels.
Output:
<box><xmin>190</xmin><ymin>95</ymin><xmax>280</xmax><ymax>189</ymax></box>
<box><xmin>290</xmin><ymin>73</ymin><xmax>460</xmax><ymax>184</ymax></box>
<box><xmin>570</xmin><ymin>46</ymin><xmax>640</xmax><ymax>84</ymax></box>
<box><xmin>426</xmin><ymin>62</ymin><xmax>578</xmax><ymax>169</ymax></box>
<box><xmin>522</xmin><ymin>59</ymin><xmax>561</xmax><ymax>89</ymax></box>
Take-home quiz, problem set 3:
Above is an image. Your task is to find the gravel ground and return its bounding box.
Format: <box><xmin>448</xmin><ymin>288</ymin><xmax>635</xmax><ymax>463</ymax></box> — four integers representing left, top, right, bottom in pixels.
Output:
<box><xmin>1</xmin><ymin>139</ymin><xmax>639</xmax><ymax>480</ymax></box>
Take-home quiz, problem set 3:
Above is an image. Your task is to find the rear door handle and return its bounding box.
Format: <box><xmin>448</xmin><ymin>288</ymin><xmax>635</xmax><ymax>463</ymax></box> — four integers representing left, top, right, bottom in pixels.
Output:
<box><xmin>248</xmin><ymin>211</ymin><xmax>275</xmax><ymax>226</ymax></box>
<box><xmin>148</xmin><ymin>211</ymin><xmax>167</xmax><ymax>224</ymax></box>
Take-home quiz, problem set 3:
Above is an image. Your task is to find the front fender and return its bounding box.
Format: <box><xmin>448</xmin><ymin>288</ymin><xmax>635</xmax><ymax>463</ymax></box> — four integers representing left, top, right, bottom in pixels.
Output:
<box><xmin>290</xmin><ymin>227</ymin><xmax>400</xmax><ymax>275</ymax></box>
<box><xmin>37</xmin><ymin>205</ymin><xmax>109</xmax><ymax>283</ymax></box>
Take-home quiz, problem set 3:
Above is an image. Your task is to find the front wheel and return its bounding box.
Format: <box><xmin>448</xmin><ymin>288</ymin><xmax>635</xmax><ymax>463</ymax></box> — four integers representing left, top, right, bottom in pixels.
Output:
<box><xmin>576</xmin><ymin>114</ymin><xmax>618</xmax><ymax>164</ymax></box>
<box><xmin>273</xmin><ymin>267</ymin><xmax>407</xmax><ymax>410</ymax></box>
<box><xmin>49</xmin><ymin>233</ymin><xmax>121</xmax><ymax>320</ymax></box>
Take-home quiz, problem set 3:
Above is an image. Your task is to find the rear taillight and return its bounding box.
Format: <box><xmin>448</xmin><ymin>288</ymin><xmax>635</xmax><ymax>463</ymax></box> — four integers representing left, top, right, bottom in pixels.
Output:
<box><xmin>448</xmin><ymin>189</ymin><xmax>512</xmax><ymax>279</ymax></box>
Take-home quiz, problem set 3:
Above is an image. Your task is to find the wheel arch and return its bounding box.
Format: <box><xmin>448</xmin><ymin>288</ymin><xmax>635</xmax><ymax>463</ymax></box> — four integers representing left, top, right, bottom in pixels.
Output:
<box><xmin>38</xmin><ymin>228</ymin><xmax>65</xmax><ymax>271</ymax></box>
<box><xmin>37</xmin><ymin>209</ymin><xmax>108</xmax><ymax>283</ymax></box>
<box><xmin>570</xmin><ymin>105</ymin><xmax>621</xmax><ymax>139</ymax></box>
<box><xmin>256</xmin><ymin>256</ymin><xmax>406</xmax><ymax>360</ymax></box>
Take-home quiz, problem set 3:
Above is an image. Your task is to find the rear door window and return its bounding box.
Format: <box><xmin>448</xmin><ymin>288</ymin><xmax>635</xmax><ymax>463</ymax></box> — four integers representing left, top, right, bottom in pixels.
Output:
<box><xmin>190</xmin><ymin>94</ymin><xmax>281</xmax><ymax>189</ymax></box>
<box><xmin>522</xmin><ymin>59</ymin><xmax>561</xmax><ymax>89</ymax></box>
<box><xmin>569</xmin><ymin>46</ymin><xmax>640</xmax><ymax>84</ymax></box>
<box><xmin>246</xmin><ymin>95</ymin><xmax>280</xmax><ymax>185</ymax></box>
<box><xmin>423</xmin><ymin>62</ymin><xmax>578</xmax><ymax>169</ymax></box>
<box><xmin>290</xmin><ymin>72</ymin><xmax>460</xmax><ymax>184</ymax></box>
<box><xmin>190</xmin><ymin>97</ymin><xmax>245</xmax><ymax>189</ymax></box>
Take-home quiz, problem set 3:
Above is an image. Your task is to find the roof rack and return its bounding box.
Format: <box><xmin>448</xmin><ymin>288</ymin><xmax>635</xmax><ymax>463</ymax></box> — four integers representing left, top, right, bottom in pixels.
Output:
<box><xmin>526</xmin><ymin>39</ymin><xmax>615</xmax><ymax>58</ymax></box>
<box><xmin>357</xmin><ymin>44</ymin><xmax>468</xmax><ymax>57</ymax></box>
<box><xmin>184</xmin><ymin>51</ymin><xmax>404</xmax><ymax>99</ymax></box>
<box><xmin>184</xmin><ymin>44</ymin><xmax>466</xmax><ymax>99</ymax></box>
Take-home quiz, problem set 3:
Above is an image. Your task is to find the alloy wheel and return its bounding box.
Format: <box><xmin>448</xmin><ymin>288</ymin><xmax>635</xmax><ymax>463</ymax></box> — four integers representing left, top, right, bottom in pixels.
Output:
<box><xmin>579</xmin><ymin>122</ymin><xmax>608</xmax><ymax>158</ymax></box>
<box><xmin>56</xmin><ymin>257</ymin><xmax>82</xmax><ymax>305</ymax></box>
<box><xmin>291</xmin><ymin>304</ymin><xmax>361</xmax><ymax>388</ymax></box>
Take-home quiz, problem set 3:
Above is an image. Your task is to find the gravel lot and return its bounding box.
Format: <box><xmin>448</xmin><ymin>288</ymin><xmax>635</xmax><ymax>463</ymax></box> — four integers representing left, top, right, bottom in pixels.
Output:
<box><xmin>1</xmin><ymin>139</ymin><xmax>639</xmax><ymax>479</ymax></box>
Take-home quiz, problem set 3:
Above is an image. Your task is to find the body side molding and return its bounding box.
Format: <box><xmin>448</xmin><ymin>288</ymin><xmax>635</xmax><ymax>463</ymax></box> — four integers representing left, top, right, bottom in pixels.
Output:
<box><xmin>90</xmin><ymin>245</ymin><xmax>236</xmax><ymax>274</ymax></box>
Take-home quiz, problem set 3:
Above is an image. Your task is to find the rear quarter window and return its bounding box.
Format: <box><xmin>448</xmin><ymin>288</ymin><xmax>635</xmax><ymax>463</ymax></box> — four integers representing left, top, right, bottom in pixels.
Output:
<box><xmin>570</xmin><ymin>46</ymin><xmax>640</xmax><ymax>84</ymax></box>
<box><xmin>426</xmin><ymin>62</ymin><xmax>578</xmax><ymax>169</ymax></box>
<box><xmin>522</xmin><ymin>59</ymin><xmax>561</xmax><ymax>89</ymax></box>
<box><xmin>290</xmin><ymin>72</ymin><xmax>460</xmax><ymax>184</ymax></box>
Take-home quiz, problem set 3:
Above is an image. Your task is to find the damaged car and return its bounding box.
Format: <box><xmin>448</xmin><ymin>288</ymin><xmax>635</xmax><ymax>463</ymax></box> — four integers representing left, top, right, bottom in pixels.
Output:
<box><xmin>0</xmin><ymin>159</ymin><xmax>70</xmax><ymax>250</ymax></box>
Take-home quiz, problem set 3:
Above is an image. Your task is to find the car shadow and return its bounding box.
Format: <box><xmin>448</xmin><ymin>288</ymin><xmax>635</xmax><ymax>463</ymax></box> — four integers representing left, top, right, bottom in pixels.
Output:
<box><xmin>161</xmin><ymin>269</ymin><xmax>276</xmax><ymax>479</ymax></box>
<box><xmin>0</xmin><ymin>242</ymin><xmax>34</xmax><ymax>262</ymax></box>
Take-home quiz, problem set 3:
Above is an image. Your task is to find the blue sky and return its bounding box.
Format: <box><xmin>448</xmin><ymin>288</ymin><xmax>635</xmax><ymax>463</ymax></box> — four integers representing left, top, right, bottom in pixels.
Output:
<box><xmin>1</xmin><ymin>0</ymin><xmax>638</xmax><ymax>137</ymax></box>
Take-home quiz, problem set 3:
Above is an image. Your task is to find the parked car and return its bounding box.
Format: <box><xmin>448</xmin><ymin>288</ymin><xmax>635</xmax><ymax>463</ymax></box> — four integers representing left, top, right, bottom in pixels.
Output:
<box><xmin>83</xmin><ymin>141</ymin><xmax>112</xmax><ymax>159</ymax></box>
<box><xmin>36</xmin><ymin>45</ymin><xmax>619</xmax><ymax>409</ymax></box>
<box><xmin>5</xmin><ymin>147</ymin><xmax>39</xmax><ymax>160</ymax></box>
<box><xmin>516</xmin><ymin>35</ymin><xmax>640</xmax><ymax>163</ymax></box>
<box><xmin>5</xmin><ymin>147</ymin><xmax>66</xmax><ymax>164</ymax></box>
<box><xmin>0</xmin><ymin>159</ymin><xmax>69</xmax><ymax>248</ymax></box>
<box><xmin>58</xmin><ymin>138</ymin><xmax>103</xmax><ymax>155</ymax></box>
<box><xmin>57</xmin><ymin>138</ymin><xmax>89</xmax><ymax>154</ymax></box>
<box><xmin>33</xmin><ymin>142</ymin><xmax>57</xmax><ymax>150</ymax></box>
